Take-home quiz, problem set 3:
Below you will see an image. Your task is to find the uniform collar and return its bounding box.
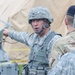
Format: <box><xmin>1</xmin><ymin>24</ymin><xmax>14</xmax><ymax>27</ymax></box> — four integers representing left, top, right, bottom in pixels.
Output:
<box><xmin>34</xmin><ymin>30</ymin><xmax>52</xmax><ymax>45</ymax></box>
<box><xmin>67</xmin><ymin>30</ymin><xmax>75</xmax><ymax>35</ymax></box>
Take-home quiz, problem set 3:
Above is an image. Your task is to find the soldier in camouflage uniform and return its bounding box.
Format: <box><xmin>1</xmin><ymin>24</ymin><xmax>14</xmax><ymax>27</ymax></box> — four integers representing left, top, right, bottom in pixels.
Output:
<box><xmin>3</xmin><ymin>6</ymin><xmax>61</xmax><ymax>75</ymax></box>
<box><xmin>48</xmin><ymin>5</ymin><xmax>75</xmax><ymax>75</ymax></box>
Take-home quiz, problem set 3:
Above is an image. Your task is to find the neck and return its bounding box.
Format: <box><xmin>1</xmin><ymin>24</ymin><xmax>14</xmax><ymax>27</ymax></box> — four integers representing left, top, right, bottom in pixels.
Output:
<box><xmin>67</xmin><ymin>25</ymin><xmax>75</xmax><ymax>33</ymax></box>
<box><xmin>39</xmin><ymin>28</ymin><xmax>50</xmax><ymax>37</ymax></box>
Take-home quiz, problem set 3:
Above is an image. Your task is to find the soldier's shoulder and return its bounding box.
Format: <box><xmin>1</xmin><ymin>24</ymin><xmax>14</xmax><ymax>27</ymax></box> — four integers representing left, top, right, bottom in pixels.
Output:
<box><xmin>56</xmin><ymin>36</ymin><xmax>68</xmax><ymax>43</ymax></box>
<box><xmin>53</xmin><ymin>36</ymin><xmax>68</xmax><ymax>47</ymax></box>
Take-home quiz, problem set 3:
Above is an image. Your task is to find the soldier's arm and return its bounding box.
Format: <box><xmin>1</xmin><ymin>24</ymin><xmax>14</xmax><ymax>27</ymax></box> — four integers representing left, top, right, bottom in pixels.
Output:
<box><xmin>49</xmin><ymin>40</ymin><xmax>63</xmax><ymax>69</ymax></box>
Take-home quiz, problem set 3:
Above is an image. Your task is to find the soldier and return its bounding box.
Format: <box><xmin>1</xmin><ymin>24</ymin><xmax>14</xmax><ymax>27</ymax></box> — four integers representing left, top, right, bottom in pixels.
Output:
<box><xmin>3</xmin><ymin>6</ymin><xmax>61</xmax><ymax>75</ymax></box>
<box><xmin>48</xmin><ymin>5</ymin><xmax>75</xmax><ymax>75</ymax></box>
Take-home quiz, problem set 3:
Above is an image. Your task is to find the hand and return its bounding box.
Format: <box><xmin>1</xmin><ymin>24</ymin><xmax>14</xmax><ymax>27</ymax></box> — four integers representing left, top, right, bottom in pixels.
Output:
<box><xmin>3</xmin><ymin>29</ymin><xmax>9</xmax><ymax>37</ymax></box>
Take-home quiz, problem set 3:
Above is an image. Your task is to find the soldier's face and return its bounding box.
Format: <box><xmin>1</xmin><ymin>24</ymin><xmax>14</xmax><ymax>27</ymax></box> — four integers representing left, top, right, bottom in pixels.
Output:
<box><xmin>31</xmin><ymin>19</ymin><xmax>44</xmax><ymax>33</ymax></box>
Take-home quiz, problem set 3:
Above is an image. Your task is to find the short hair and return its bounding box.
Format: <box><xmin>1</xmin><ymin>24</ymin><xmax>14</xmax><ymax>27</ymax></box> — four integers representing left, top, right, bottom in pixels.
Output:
<box><xmin>66</xmin><ymin>15</ymin><xmax>74</xmax><ymax>26</ymax></box>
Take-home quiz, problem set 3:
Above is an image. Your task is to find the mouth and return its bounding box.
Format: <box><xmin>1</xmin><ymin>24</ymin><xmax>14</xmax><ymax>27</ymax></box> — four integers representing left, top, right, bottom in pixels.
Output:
<box><xmin>34</xmin><ymin>28</ymin><xmax>39</xmax><ymax>31</ymax></box>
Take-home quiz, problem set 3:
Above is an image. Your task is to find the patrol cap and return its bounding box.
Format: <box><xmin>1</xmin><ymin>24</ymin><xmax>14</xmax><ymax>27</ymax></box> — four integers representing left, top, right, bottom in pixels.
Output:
<box><xmin>28</xmin><ymin>6</ymin><xmax>53</xmax><ymax>24</ymax></box>
<box><xmin>66</xmin><ymin>5</ymin><xmax>75</xmax><ymax>17</ymax></box>
<box><xmin>67</xmin><ymin>5</ymin><xmax>75</xmax><ymax>28</ymax></box>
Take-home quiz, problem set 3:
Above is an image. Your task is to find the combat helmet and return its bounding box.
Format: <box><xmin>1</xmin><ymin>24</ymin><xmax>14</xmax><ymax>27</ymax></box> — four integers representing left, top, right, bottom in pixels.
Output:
<box><xmin>28</xmin><ymin>6</ymin><xmax>53</xmax><ymax>24</ymax></box>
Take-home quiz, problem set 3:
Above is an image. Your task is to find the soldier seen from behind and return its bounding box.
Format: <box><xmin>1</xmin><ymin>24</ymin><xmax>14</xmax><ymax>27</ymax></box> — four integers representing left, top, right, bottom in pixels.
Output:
<box><xmin>48</xmin><ymin>5</ymin><xmax>75</xmax><ymax>75</ymax></box>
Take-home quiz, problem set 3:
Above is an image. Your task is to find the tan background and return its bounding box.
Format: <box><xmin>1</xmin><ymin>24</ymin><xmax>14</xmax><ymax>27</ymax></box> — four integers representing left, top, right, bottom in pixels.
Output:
<box><xmin>0</xmin><ymin>0</ymin><xmax>75</xmax><ymax>62</ymax></box>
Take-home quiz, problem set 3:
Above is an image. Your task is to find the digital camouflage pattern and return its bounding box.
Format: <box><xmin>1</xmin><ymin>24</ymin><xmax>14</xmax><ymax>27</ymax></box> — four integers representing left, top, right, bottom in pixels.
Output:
<box><xmin>28</xmin><ymin>6</ymin><xmax>53</xmax><ymax>24</ymax></box>
<box><xmin>8</xmin><ymin>29</ymin><xmax>61</xmax><ymax>75</ymax></box>
<box><xmin>48</xmin><ymin>51</ymin><xmax>75</xmax><ymax>75</ymax></box>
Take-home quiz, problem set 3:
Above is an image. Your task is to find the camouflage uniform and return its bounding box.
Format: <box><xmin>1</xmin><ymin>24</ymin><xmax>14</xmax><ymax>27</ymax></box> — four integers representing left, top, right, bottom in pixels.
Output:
<box><xmin>8</xmin><ymin>29</ymin><xmax>61</xmax><ymax>75</ymax></box>
<box><xmin>49</xmin><ymin>31</ymin><xmax>75</xmax><ymax>68</ymax></box>
<box><xmin>48</xmin><ymin>51</ymin><xmax>75</xmax><ymax>75</ymax></box>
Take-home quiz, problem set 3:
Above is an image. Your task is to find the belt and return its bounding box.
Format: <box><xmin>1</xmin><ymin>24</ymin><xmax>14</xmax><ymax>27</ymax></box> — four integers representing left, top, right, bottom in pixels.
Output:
<box><xmin>28</xmin><ymin>66</ymin><xmax>49</xmax><ymax>75</ymax></box>
<box><xmin>29</xmin><ymin>68</ymin><xmax>46</xmax><ymax>75</ymax></box>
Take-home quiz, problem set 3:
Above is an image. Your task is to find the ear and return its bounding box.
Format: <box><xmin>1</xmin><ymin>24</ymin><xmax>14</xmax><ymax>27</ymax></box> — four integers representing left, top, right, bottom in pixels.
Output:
<box><xmin>64</xmin><ymin>17</ymin><xmax>68</xmax><ymax>26</ymax></box>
